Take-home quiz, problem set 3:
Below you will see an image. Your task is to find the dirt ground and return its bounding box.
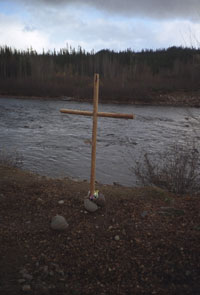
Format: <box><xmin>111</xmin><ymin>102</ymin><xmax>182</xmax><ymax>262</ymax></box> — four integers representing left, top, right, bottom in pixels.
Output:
<box><xmin>0</xmin><ymin>165</ymin><xmax>199</xmax><ymax>295</ymax></box>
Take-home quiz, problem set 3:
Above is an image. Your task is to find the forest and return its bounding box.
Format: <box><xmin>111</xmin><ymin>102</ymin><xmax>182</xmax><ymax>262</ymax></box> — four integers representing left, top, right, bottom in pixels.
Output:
<box><xmin>0</xmin><ymin>45</ymin><xmax>200</xmax><ymax>104</ymax></box>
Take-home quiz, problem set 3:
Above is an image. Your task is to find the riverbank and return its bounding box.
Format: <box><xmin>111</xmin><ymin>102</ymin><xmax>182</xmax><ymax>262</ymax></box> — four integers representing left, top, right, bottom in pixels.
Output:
<box><xmin>0</xmin><ymin>89</ymin><xmax>200</xmax><ymax>107</ymax></box>
<box><xmin>0</xmin><ymin>165</ymin><xmax>199</xmax><ymax>294</ymax></box>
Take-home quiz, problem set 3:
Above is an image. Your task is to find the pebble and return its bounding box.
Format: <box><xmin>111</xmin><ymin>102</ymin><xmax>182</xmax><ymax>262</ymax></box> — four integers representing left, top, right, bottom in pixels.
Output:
<box><xmin>22</xmin><ymin>273</ymin><xmax>33</xmax><ymax>280</ymax></box>
<box><xmin>19</xmin><ymin>268</ymin><xmax>27</xmax><ymax>275</ymax></box>
<box><xmin>122</xmin><ymin>229</ymin><xmax>126</xmax><ymax>235</ymax></box>
<box><xmin>185</xmin><ymin>270</ymin><xmax>191</xmax><ymax>276</ymax></box>
<box><xmin>114</xmin><ymin>235</ymin><xmax>120</xmax><ymax>241</ymax></box>
<box><xmin>141</xmin><ymin>211</ymin><xmax>148</xmax><ymax>218</ymax></box>
<box><xmin>58</xmin><ymin>200</ymin><xmax>64</xmax><ymax>205</ymax></box>
<box><xmin>43</xmin><ymin>265</ymin><xmax>49</xmax><ymax>274</ymax></box>
<box><xmin>51</xmin><ymin>215</ymin><xmax>69</xmax><ymax>231</ymax></box>
<box><xmin>84</xmin><ymin>199</ymin><xmax>98</xmax><ymax>212</ymax></box>
<box><xmin>49</xmin><ymin>271</ymin><xmax>54</xmax><ymax>276</ymax></box>
<box><xmin>22</xmin><ymin>284</ymin><xmax>31</xmax><ymax>292</ymax></box>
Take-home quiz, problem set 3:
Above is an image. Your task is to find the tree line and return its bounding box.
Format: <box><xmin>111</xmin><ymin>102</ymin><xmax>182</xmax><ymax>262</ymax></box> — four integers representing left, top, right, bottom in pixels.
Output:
<box><xmin>0</xmin><ymin>45</ymin><xmax>200</xmax><ymax>103</ymax></box>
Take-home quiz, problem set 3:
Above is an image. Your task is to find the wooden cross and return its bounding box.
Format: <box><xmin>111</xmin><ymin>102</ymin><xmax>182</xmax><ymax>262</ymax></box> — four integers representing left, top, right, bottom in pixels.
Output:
<box><xmin>60</xmin><ymin>74</ymin><xmax>134</xmax><ymax>197</ymax></box>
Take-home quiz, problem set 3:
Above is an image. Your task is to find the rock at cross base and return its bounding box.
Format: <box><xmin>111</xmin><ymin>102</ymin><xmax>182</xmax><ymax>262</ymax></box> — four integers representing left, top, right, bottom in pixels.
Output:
<box><xmin>93</xmin><ymin>193</ymin><xmax>106</xmax><ymax>207</ymax></box>
<box><xmin>84</xmin><ymin>199</ymin><xmax>98</xmax><ymax>212</ymax></box>
<box><xmin>50</xmin><ymin>215</ymin><xmax>69</xmax><ymax>231</ymax></box>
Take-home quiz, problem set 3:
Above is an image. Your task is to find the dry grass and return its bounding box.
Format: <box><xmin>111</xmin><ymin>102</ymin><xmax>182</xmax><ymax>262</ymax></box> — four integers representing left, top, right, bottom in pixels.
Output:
<box><xmin>133</xmin><ymin>144</ymin><xmax>200</xmax><ymax>195</ymax></box>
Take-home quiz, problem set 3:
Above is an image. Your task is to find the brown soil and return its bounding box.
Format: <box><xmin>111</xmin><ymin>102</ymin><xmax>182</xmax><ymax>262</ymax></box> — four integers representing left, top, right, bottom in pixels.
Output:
<box><xmin>0</xmin><ymin>165</ymin><xmax>199</xmax><ymax>295</ymax></box>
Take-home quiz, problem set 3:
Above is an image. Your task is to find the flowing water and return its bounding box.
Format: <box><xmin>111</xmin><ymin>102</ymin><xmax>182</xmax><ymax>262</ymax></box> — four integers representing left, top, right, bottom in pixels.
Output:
<box><xmin>0</xmin><ymin>97</ymin><xmax>200</xmax><ymax>186</ymax></box>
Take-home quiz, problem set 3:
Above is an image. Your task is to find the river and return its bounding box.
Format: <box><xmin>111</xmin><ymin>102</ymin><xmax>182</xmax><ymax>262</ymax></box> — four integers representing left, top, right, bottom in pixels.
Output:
<box><xmin>0</xmin><ymin>97</ymin><xmax>199</xmax><ymax>186</ymax></box>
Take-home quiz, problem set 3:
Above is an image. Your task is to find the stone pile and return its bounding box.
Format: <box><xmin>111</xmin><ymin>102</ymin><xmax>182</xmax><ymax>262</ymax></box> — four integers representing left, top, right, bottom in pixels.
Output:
<box><xmin>84</xmin><ymin>193</ymin><xmax>106</xmax><ymax>212</ymax></box>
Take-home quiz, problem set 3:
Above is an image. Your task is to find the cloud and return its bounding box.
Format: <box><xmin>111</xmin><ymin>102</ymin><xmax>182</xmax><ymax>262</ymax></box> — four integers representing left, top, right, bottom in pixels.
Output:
<box><xmin>156</xmin><ymin>20</ymin><xmax>200</xmax><ymax>48</ymax></box>
<box><xmin>1</xmin><ymin>1</ymin><xmax>200</xmax><ymax>53</ymax></box>
<box><xmin>20</xmin><ymin>6</ymin><xmax>159</xmax><ymax>51</ymax></box>
<box><xmin>13</xmin><ymin>0</ymin><xmax>200</xmax><ymax>20</ymax></box>
<box><xmin>23</xmin><ymin>3</ymin><xmax>200</xmax><ymax>51</ymax></box>
<box><xmin>0</xmin><ymin>13</ymin><xmax>51</xmax><ymax>52</ymax></box>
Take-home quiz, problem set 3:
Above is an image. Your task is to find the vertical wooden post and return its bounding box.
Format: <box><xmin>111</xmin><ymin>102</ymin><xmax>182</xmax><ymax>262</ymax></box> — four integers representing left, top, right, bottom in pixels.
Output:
<box><xmin>90</xmin><ymin>73</ymin><xmax>99</xmax><ymax>196</ymax></box>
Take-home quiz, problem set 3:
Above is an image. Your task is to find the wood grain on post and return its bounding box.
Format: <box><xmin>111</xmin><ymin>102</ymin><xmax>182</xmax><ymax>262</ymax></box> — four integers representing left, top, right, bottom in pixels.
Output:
<box><xmin>90</xmin><ymin>73</ymin><xmax>99</xmax><ymax>196</ymax></box>
<box><xmin>59</xmin><ymin>73</ymin><xmax>134</xmax><ymax>197</ymax></box>
<box><xmin>60</xmin><ymin>109</ymin><xmax>134</xmax><ymax>119</ymax></box>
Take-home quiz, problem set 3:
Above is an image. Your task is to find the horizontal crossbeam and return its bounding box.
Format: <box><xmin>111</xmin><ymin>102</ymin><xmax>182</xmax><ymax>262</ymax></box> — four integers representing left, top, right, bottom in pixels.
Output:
<box><xmin>60</xmin><ymin>109</ymin><xmax>134</xmax><ymax>119</ymax></box>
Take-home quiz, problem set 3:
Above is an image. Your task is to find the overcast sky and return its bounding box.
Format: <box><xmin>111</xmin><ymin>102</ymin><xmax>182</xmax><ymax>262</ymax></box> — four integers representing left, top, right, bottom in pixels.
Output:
<box><xmin>0</xmin><ymin>0</ymin><xmax>200</xmax><ymax>53</ymax></box>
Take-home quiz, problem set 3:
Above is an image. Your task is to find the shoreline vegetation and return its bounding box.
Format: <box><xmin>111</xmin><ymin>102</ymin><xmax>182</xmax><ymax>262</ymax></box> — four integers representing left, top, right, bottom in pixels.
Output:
<box><xmin>1</xmin><ymin>45</ymin><xmax>200</xmax><ymax>107</ymax></box>
<box><xmin>0</xmin><ymin>164</ymin><xmax>200</xmax><ymax>294</ymax></box>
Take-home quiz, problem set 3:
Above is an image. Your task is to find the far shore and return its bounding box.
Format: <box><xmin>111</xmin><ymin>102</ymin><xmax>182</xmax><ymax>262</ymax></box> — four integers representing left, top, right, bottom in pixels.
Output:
<box><xmin>0</xmin><ymin>90</ymin><xmax>200</xmax><ymax>107</ymax></box>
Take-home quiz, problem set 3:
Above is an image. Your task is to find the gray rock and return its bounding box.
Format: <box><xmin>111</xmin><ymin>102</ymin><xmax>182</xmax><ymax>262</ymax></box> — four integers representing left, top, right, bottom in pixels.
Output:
<box><xmin>93</xmin><ymin>193</ymin><xmax>106</xmax><ymax>207</ymax></box>
<box><xmin>84</xmin><ymin>199</ymin><xmax>98</xmax><ymax>212</ymax></box>
<box><xmin>58</xmin><ymin>200</ymin><xmax>64</xmax><ymax>205</ymax></box>
<box><xmin>51</xmin><ymin>215</ymin><xmax>69</xmax><ymax>231</ymax></box>
<box><xmin>114</xmin><ymin>235</ymin><xmax>120</xmax><ymax>241</ymax></box>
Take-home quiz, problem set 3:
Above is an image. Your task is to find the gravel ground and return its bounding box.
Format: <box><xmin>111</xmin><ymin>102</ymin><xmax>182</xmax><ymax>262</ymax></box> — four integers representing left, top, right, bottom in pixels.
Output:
<box><xmin>0</xmin><ymin>166</ymin><xmax>200</xmax><ymax>295</ymax></box>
